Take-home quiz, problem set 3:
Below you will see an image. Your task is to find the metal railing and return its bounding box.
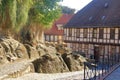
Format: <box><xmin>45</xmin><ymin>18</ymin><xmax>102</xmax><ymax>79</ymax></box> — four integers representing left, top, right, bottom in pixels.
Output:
<box><xmin>84</xmin><ymin>53</ymin><xmax>120</xmax><ymax>80</ymax></box>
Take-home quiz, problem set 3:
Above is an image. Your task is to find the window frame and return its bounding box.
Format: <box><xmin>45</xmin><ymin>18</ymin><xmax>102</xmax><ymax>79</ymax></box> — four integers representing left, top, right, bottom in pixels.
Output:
<box><xmin>76</xmin><ymin>29</ymin><xmax>80</xmax><ymax>38</ymax></box>
<box><xmin>110</xmin><ymin>28</ymin><xmax>115</xmax><ymax>39</ymax></box>
<box><xmin>118</xmin><ymin>29</ymin><xmax>120</xmax><ymax>39</ymax></box>
<box><xmin>83</xmin><ymin>28</ymin><xmax>88</xmax><ymax>38</ymax></box>
<box><xmin>68</xmin><ymin>28</ymin><xmax>72</xmax><ymax>37</ymax></box>
<box><xmin>93</xmin><ymin>28</ymin><xmax>97</xmax><ymax>38</ymax></box>
<box><xmin>56</xmin><ymin>24</ymin><xmax>63</xmax><ymax>30</ymax></box>
<box><xmin>99</xmin><ymin>28</ymin><xmax>104</xmax><ymax>39</ymax></box>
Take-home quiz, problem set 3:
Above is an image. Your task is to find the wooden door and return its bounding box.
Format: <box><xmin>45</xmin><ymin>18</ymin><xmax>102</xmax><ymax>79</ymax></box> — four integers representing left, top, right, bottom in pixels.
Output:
<box><xmin>94</xmin><ymin>46</ymin><xmax>99</xmax><ymax>62</ymax></box>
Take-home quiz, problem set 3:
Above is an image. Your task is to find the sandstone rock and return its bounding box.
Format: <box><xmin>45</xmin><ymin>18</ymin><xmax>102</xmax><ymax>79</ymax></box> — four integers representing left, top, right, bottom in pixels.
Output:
<box><xmin>34</xmin><ymin>43</ymin><xmax>70</xmax><ymax>73</ymax></box>
<box><xmin>24</xmin><ymin>44</ymin><xmax>39</xmax><ymax>59</ymax></box>
<box><xmin>36</xmin><ymin>43</ymin><xmax>57</xmax><ymax>57</ymax></box>
<box><xmin>0</xmin><ymin>38</ymin><xmax>87</xmax><ymax>74</ymax></box>
<box><xmin>45</xmin><ymin>42</ymin><xmax>56</xmax><ymax>47</ymax></box>
<box><xmin>36</xmin><ymin>43</ymin><xmax>48</xmax><ymax>56</ymax></box>
<box><xmin>32</xmin><ymin>53</ymin><xmax>69</xmax><ymax>73</ymax></box>
<box><xmin>62</xmin><ymin>53</ymin><xmax>86</xmax><ymax>71</ymax></box>
<box><xmin>0</xmin><ymin>44</ymin><xmax>8</xmax><ymax>64</ymax></box>
<box><xmin>56</xmin><ymin>44</ymin><xmax>72</xmax><ymax>54</ymax></box>
<box><xmin>0</xmin><ymin>42</ymin><xmax>17</xmax><ymax>62</ymax></box>
<box><xmin>15</xmin><ymin>44</ymin><xmax>28</xmax><ymax>59</ymax></box>
<box><xmin>0</xmin><ymin>38</ymin><xmax>29</xmax><ymax>62</ymax></box>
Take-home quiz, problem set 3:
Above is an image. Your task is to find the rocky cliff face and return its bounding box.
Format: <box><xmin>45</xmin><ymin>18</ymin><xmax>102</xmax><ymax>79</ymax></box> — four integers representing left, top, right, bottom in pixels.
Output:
<box><xmin>0</xmin><ymin>38</ymin><xmax>28</xmax><ymax>64</ymax></box>
<box><xmin>32</xmin><ymin>42</ymin><xmax>87</xmax><ymax>73</ymax></box>
<box><xmin>0</xmin><ymin>38</ymin><xmax>87</xmax><ymax>75</ymax></box>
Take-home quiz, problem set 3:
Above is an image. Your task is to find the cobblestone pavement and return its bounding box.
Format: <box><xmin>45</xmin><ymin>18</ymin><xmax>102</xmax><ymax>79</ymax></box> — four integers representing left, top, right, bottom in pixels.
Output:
<box><xmin>105</xmin><ymin>66</ymin><xmax>120</xmax><ymax>80</ymax></box>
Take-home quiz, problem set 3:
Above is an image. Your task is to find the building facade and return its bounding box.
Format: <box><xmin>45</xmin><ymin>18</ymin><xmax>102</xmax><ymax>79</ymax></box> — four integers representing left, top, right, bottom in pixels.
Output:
<box><xmin>64</xmin><ymin>0</ymin><xmax>120</xmax><ymax>61</ymax></box>
<box><xmin>44</xmin><ymin>14</ymin><xmax>73</xmax><ymax>43</ymax></box>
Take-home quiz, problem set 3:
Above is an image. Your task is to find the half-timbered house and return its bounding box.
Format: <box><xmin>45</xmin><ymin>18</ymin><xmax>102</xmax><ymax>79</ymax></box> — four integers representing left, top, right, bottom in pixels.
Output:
<box><xmin>64</xmin><ymin>0</ymin><xmax>120</xmax><ymax>61</ymax></box>
<box><xmin>44</xmin><ymin>14</ymin><xmax>73</xmax><ymax>43</ymax></box>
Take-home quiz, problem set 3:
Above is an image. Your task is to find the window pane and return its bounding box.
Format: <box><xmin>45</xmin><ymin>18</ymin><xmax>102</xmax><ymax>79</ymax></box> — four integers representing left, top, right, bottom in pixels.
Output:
<box><xmin>69</xmin><ymin>29</ymin><xmax>72</xmax><ymax>37</ymax></box>
<box><xmin>51</xmin><ymin>35</ymin><xmax>53</xmax><ymax>41</ymax></box>
<box><xmin>46</xmin><ymin>35</ymin><xmax>49</xmax><ymax>41</ymax></box>
<box><xmin>76</xmin><ymin>29</ymin><xmax>80</xmax><ymax>38</ymax></box>
<box><xmin>118</xmin><ymin>29</ymin><xmax>120</xmax><ymax>39</ymax></box>
<box><xmin>99</xmin><ymin>29</ymin><xmax>103</xmax><ymax>39</ymax></box>
<box><xmin>110</xmin><ymin>28</ymin><xmax>115</xmax><ymax>39</ymax></box>
<box><xmin>83</xmin><ymin>28</ymin><xmax>88</xmax><ymax>38</ymax></box>
<box><xmin>57</xmin><ymin>24</ymin><xmax>63</xmax><ymax>30</ymax></box>
<box><xmin>55</xmin><ymin>36</ymin><xmax>57</xmax><ymax>42</ymax></box>
<box><xmin>93</xmin><ymin>28</ymin><xmax>97</xmax><ymax>38</ymax></box>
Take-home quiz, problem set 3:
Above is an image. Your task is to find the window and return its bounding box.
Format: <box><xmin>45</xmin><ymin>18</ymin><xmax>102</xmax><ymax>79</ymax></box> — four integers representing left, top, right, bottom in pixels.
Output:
<box><xmin>99</xmin><ymin>28</ymin><xmax>104</xmax><ymax>39</ymax></box>
<box><xmin>76</xmin><ymin>29</ymin><xmax>80</xmax><ymax>38</ymax></box>
<box><xmin>56</xmin><ymin>24</ymin><xmax>63</xmax><ymax>30</ymax></box>
<box><xmin>79</xmin><ymin>44</ymin><xmax>82</xmax><ymax>49</ymax></box>
<box><xmin>118</xmin><ymin>29</ymin><xmax>120</xmax><ymax>39</ymax></box>
<box><xmin>104</xmin><ymin>3</ymin><xmax>108</xmax><ymax>8</ymax></box>
<box><xmin>45</xmin><ymin>35</ymin><xmax>47</xmax><ymax>41</ymax></box>
<box><xmin>51</xmin><ymin>35</ymin><xmax>54</xmax><ymax>41</ymax></box>
<box><xmin>55</xmin><ymin>36</ymin><xmax>58</xmax><ymax>42</ymax></box>
<box><xmin>93</xmin><ymin>28</ymin><xmax>97</xmax><ymax>38</ymax></box>
<box><xmin>45</xmin><ymin>35</ymin><xmax>49</xmax><ymax>41</ymax></box>
<box><xmin>83</xmin><ymin>28</ymin><xmax>88</xmax><ymax>38</ymax></box>
<box><xmin>110</xmin><ymin>28</ymin><xmax>115</xmax><ymax>39</ymax></box>
<box><xmin>84</xmin><ymin>44</ymin><xmax>88</xmax><ymax>49</ymax></box>
<box><xmin>68</xmin><ymin>29</ymin><xmax>72</xmax><ymax>37</ymax></box>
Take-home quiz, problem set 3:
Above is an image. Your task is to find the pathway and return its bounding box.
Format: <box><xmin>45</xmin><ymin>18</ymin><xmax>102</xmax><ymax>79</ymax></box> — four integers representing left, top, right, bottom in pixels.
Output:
<box><xmin>5</xmin><ymin>71</ymin><xmax>84</xmax><ymax>80</ymax></box>
<box><xmin>104</xmin><ymin>66</ymin><xmax>120</xmax><ymax>80</ymax></box>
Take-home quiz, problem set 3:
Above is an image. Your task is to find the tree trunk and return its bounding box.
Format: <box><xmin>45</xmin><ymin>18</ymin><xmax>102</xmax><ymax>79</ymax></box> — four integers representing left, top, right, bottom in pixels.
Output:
<box><xmin>20</xmin><ymin>24</ymin><xmax>45</xmax><ymax>46</ymax></box>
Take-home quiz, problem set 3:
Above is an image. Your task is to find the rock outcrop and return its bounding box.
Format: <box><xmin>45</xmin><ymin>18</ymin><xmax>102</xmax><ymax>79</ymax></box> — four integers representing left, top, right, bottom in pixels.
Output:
<box><xmin>32</xmin><ymin>54</ymin><xmax>69</xmax><ymax>73</ymax></box>
<box><xmin>0</xmin><ymin>38</ymin><xmax>87</xmax><ymax>74</ymax></box>
<box><xmin>32</xmin><ymin>43</ymin><xmax>69</xmax><ymax>73</ymax></box>
<box><xmin>24</xmin><ymin>44</ymin><xmax>39</xmax><ymax>59</ymax></box>
<box><xmin>32</xmin><ymin>42</ymin><xmax>87</xmax><ymax>73</ymax></box>
<box><xmin>62</xmin><ymin>53</ymin><xmax>86</xmax><ymax>71</ymax></box>
<box><xmin>0</xmin><ymin>38</ymin><xmax>29</xmax><ymax>63</ymax></box>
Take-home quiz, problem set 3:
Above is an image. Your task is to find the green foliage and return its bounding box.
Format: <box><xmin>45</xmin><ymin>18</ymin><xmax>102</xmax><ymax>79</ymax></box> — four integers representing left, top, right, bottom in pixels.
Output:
<box><xmin>16</xmin><ymin>0</ymin><xmax>33</xmax><ymax>31</ymax></box>
<box><xmin>0</xmin><ymin>0</ymin><xmax>62</xmax><ymax>32</ymax></box>
<box><xmin>9</xmin><ymin>0</ymin><xmax>17</xmax><ymax>29</ymax></box>
<box><xmin>28</xmin><ymin>0</ymin><xmax>62</xmax><ymax>29</ymax></box>
<box><xmin>0</xmin><ymin>0</ymin><xmax>16</xmax><ymax>29</ymax></box>
<box><xmin>0</xmin><ymin>0</ymin><xmax>33</xmax><ymax>31</ymax></box>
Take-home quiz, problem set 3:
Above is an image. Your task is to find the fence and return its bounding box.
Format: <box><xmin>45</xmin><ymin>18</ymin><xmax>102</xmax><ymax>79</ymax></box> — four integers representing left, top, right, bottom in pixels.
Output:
<box><xmin>84</xmin><ymin>53</ymin><xmax>120</xmax><ymax>80</ymax></box>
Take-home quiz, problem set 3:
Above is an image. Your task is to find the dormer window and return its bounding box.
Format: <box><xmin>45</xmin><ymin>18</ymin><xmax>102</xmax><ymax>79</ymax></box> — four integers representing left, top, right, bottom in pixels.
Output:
<box><xmin>89</xmin><ymin>16</ymin><xmax>93</xmax><ymax>21</ymax></box>
<box><xmin>104</xmin><ymin>3</ymin><xmax>108</xmax><ymax>8</ymax></box>
<box><xmin>101</xmin><ymin>16</ymin><xmax>105</xmax><ymax>20</ymax></box>
<box><xmin>56</xmin><ymin>24</ymin><xmax>63</xmax><ymax>30</ymax></box>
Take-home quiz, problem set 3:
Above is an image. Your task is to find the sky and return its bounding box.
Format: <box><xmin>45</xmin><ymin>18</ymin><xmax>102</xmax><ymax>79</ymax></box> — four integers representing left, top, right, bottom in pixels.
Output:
<box><xmin>60</xmin><ymin>0</ymin><xmax>92</xmax><ymax>11</ymax></box>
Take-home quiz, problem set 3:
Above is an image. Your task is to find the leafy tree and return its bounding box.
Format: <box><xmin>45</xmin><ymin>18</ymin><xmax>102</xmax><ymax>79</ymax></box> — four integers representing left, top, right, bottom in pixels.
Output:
<box><xmin>0</xmin><ymin>0</ymin><xmax>62</xmax><ymax>44</ymax></box>
<box><xmin>61</xmin><ymin>6</ymin><xmax>75</xmax><ymax>14</ymax></box>
<box><xmin>29</xmin><ymin>0</ymin><xmax>62</xmax><ymax>28</ymax></box>
<box><xmin>21</xmin><ymin>0</ymin><xmax>62</xmax><ymax>44</ymax></box>
<box><xmin>0</xmin><ymin>0</ymin><xmax>33</xmax><ymax>33</ymax></box>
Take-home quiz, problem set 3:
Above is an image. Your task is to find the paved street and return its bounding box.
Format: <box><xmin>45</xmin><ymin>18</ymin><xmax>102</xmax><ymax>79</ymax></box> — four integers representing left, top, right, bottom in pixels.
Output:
<box><xmin>105</xmin><ymin>66</ymin><xmax>120</xmax><ymax>80</ymax></box>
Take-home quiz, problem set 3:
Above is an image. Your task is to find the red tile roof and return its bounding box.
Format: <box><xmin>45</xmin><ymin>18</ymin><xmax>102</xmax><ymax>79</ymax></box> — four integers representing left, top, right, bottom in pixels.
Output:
<box><xmin>44</xmin><ymin>14</ymin><xmax>73</xmax><ymax>35</ymax></box>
